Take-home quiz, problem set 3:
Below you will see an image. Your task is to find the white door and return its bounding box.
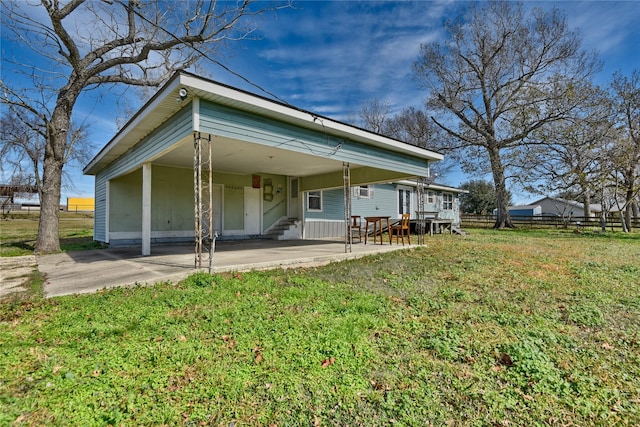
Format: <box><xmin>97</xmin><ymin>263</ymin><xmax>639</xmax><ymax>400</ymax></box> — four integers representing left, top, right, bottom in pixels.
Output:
<box><xmin>398</xmin><ymin>187</ymin><xmax>412</xmax><ymax>218</ymax></box>
<box><xmin>288</xmin><ymin>177</ymin><xmax>299</xmax><ymax>219</ymax></box>
<box><xmin>244</xmin><ymin>187</ymin><xmax>261</xmax><ymax>235</ymax></box>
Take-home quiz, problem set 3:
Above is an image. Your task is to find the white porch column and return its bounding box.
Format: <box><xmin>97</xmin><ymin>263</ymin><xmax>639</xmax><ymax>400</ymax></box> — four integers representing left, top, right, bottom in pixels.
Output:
<box><xmin>105</xmin><ymin>180</ymin><xmax>110</xmax><ymax>243</ymax></box>
<box><xmin>142</xmin><ymin>162</ymin><xmax>152</xmax><ymax>256</ymax></box>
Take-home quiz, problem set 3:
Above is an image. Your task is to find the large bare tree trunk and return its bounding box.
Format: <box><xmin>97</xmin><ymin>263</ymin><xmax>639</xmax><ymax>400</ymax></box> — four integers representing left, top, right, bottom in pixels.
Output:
<box><xmin>35</xmin><ymin>108</ymin><xmax>70</xmax><ymax>253</ymax></box>
<box><xmin>488</xmin><ymin>145</ymin><xmax>514</xmax><ymax>229</ymax></box>
<box><xmin>624</xmin><ymin>187</ymin><xmax>634</xmax><ymax>232</ymax></box>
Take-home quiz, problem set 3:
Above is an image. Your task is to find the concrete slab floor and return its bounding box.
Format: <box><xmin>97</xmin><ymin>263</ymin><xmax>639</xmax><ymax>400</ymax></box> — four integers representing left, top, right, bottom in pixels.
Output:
<box><xmin>38</xmin><ymin>239</ymin><xmax>413</xmax><ymax>298</ymax></box>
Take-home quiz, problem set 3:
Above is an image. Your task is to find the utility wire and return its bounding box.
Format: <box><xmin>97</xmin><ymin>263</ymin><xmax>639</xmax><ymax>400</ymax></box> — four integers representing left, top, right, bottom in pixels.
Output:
<box><xmin>118</xmin><ymin>0</ymin><xmax>291</xmax><ymax>105</ymax></box>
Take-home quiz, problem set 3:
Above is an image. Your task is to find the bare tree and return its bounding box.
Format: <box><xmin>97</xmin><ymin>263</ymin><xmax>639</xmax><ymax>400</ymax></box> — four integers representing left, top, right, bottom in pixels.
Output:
<box><xmin>384</xmin><ymin>107</ymin><xmax>438</xmax><ymax>149</ymax></box>
<box><xmin>609</xmin><ymin>70</ymin><xmax>640</xmax><ymax>231</ymax></box>
<box><xmin>523</xmin><ymin>84</ymin><xmax>613</xmax><ymax>218</ymax></box>
<box><xmin>1</xmin><ymin>110</ymin><xmax>92</xmax><ymax>203</ymax></box>
<box><xmin>414</xmin><ymin>1</ymin><xmax>600</xmax><ymax>228</ymax></box>
<box><xmin>358</xmin><ymin>99</ymin><xmax>392</xmax><ymax>134</ymax></box>
<box><xmin>1</xmin><ymin>0</ymin><xmax>284</xmax><ymax>253</ymax></box>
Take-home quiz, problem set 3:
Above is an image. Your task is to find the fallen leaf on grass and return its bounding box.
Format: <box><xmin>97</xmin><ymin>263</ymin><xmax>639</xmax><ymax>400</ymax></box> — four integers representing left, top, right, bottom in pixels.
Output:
<box><xmin>253</xmin><ymin>347</ymin><xmax>263</xmax><ymax>364</ymax></box>
<box><xmin>321</xmin><ymin>357</ymin><xmax>335</xmax><ymax>368</ymax></box>
<box><xmin>370</xmin><ymin>379</ymin><xmax>385</xmax><ymax>390</ymax></box>
<box><xmin>602</xmin><ymin>342</ymin><xmax>614</xmax><ymax>350</ymax></box>
<box><xmin>498</xmin><ymin>353</ymin><xmax>513</xmax><ymax>367</ymax></box>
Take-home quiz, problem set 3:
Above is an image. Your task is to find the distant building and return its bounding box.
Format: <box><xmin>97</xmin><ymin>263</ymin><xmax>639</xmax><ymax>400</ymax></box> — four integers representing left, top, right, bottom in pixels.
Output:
<box><xmin>493</xmin><ymin>205</ymin><xmax>542</xmax><ymax>217</ymax></box>
<box><xmin>67</xmin><ymin>197</ymin><xmax>95</xmax><ymax>212</ymax></box>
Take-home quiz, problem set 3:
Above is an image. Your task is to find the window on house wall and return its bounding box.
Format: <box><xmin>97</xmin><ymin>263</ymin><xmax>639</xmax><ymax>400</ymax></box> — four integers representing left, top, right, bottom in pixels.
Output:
<box><xmin>307</xmin><ymin>191</ymin><xmax>322</xmax><ymax>211</ymax></box>
<box><xmin>354</xmin><ymin>185</ymin><xmax>373</xmax><ymax>199</ymax></box>
<box><xmin>427</xmin><ymin>191</ymin><xmax>435</xmax><ymax>204</ymax></box>
<box><xmin>398</xmin><ymin>188</ymin><xmax>411</xmax><ymax>215</ymax></box>
<box><xmin>443</xmin><ymin>193</ymin><xmax>453</xmax><ymax>210</ymax></box>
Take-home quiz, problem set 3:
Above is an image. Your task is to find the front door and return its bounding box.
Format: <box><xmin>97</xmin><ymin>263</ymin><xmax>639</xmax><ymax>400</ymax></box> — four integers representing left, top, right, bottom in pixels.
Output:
<box><xmin>288</xmin><ymin>177</ymin><xmax>299</xmax><ymax>219</ymax></box>
<box><xmin>244</xmin><ymin>187</ymin><xmax>261</xmax><ymax>235</ymax></box>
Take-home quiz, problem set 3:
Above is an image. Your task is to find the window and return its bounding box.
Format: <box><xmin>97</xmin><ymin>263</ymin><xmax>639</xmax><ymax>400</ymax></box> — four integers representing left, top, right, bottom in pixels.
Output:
<box><xmin>398</xmin><ymin>188</ymin><xmax>411</xmax><ymax>215</ymax></box>
<box><xmin>307</xmin><ymin>191</ymin><xmax>322</xmax><ymax>211</ymax></box>
<box><xmin>443</xmin><ymin>193</ymin><xmax>453</xmax><ymax>210</ymax></box>
<box><xmin>427</xmin><ymin>191</ymin><xmax>435</xmax><ymax>204</ymax></box>
<box><xmin>354</xmin><ymin>185</ymin><xmax>373</xmax><ymax>199</ymax></box>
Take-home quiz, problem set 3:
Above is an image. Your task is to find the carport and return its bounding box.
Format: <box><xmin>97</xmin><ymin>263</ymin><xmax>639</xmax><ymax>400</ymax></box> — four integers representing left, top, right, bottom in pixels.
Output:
<box><xmin>83</xmin><ymin>72</ymin><xmax>443</xmax><ymax>265</ymax></box>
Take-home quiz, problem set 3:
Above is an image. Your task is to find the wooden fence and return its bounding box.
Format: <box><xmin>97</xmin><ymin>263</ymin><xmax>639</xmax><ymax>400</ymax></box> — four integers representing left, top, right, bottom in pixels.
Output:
<box><xmin>461</xmin><ymin>214</ymin><xmax>640</xmax><ymax>232</ymax></box>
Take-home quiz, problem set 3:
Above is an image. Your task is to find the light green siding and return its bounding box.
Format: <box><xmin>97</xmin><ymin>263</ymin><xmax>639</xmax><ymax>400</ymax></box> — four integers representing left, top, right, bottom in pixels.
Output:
<box><xmin>109</xmin><ymin>166</ymin><xmax>193</xmax><ymax>234</ymax></box>
<box><xmin>151</xmin><ymin>166</ymin><xmax>193</xmax><ymax>231</ymax></box>
<box><xmin>199</xmin><ymin>101</ymin><xmax>429</xmax><ymax>176</ymax></box>
<box><xmin>304</xmin><ymin>189</ymin><xmax>344</xmax><ymax>220</ymax></box>
<box><xmin>304</xmin><ymin>183</ymin><xmax>463</xmax><ymax>238</ymax></box>
<box><xmin>261</xmin><ymin>173</ymin><xmax>288</xmax><ymax>230</ymax></box>
<box><xmin>93</xmin><ymin>174</ymin><xmax>107</xmax><ymax>241</ymax></box>
<box><xmin>93</xmin><ymin>105</ymin><xmax>193</xmax><ymax>242</ymax></box>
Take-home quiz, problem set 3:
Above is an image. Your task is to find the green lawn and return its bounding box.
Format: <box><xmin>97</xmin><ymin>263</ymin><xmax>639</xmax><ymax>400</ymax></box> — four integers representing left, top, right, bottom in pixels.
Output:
<box><xmin>1</xmin><ymin>229</ymin><xmax>639</xmax><ymax>426</ymax></box>
<box><xmin>0</xmin><ymin>215</ymin><xmax>100</xmax><ymax>256</ymax></box>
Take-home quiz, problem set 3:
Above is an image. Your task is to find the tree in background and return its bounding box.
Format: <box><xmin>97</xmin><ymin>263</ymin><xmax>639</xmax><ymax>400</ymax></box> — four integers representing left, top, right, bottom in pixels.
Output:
<box><xmin>358</xmin><ymin>102</ymin><xmax>454</xmax><ymax>179</ymax></box>
<box><xmin>522</xmin><ymin>83</ymin><xmax>613</xmax><ymax>218</ymax></box>
<box><xmin>608</xmin><ymin>70</ymin><xmax>640</xmax><ymax>232</ymax></box>
<box><xmin>1</xmin><ymin>111</ymin><xmax>93</xmax><ymax>206</ymax></box>
<box><xmin>1</xmin><ymin>0</ymin><xmax>284</xmax><ymax>253</ymax></box>
<box><xmin>459</xmin><ymin>179</ymin><xmax>510</xmax><ymax>215</ymax></box>
<box><xmin>414</xmin><ymin>1</ymin><xmax>599</xmax><ymax>229</ymax></box>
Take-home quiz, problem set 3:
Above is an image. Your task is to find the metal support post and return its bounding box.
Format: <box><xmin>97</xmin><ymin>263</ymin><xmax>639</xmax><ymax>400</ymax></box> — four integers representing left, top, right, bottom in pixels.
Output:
<box><xmin>194</xmin><ymin>132</ymin><xmax>214</xmax><ymax>272</ymax></box>
<box><xmin>343</xmin><ymin>162</ymin><xmax>352</xmax><ymax>253</ymax></box>
<box><xmin>417</xmin><ymin>176</ymin><xmax>426</xmax><ymax>245</ymax></box>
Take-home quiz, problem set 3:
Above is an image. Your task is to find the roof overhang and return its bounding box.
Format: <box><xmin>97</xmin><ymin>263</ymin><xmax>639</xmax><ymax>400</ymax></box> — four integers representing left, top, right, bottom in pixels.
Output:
<box><xmin>84</xmin><ymin>71</ymin><xmax>444</xmax><ymax>176</ymax></box>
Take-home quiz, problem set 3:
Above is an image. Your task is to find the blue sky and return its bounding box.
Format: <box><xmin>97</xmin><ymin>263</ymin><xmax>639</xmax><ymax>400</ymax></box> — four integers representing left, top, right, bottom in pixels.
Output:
<box><xmin>3</xmin><ymin>0</ymin><xmax>639</xmax><ymax>204</ymax></box>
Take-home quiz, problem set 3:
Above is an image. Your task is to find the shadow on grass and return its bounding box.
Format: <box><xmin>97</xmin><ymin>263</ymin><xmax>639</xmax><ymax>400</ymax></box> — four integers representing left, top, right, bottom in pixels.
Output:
<box><xmin>1</xmin><ymin>237</ymin><xmax>106</xmax><ymax>257</ymax></box>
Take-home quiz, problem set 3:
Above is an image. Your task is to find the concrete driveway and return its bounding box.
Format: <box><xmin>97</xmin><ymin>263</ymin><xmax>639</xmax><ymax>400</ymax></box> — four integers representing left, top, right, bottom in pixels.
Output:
<box><xmin>38</xmin><ymin>239</ymin><xmax>410</xmax><ymax>297</ymax></box>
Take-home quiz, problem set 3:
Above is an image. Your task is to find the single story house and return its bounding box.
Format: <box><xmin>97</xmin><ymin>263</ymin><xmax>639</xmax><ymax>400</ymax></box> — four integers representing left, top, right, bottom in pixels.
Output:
<box><xmin>529</xmin><ymin>197</ymin><xmax>601</xmax><ymax>217</ymax></box>
<box><xmin>304</xmin><ymin>181</ymin><xmax>466</xmax><ymax>238</ymax></box>
<box><xmin>84</xmin><ymin>72</ymin><xmax>444</xmax><ymax>255</ymax></box>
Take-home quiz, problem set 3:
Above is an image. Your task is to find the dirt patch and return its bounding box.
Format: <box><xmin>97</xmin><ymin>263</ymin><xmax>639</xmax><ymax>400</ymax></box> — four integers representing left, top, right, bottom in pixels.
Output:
<box><xmin>0</xmin><ymin>255</ymin><xmax>37</xmax><ymax>297</ymax></box>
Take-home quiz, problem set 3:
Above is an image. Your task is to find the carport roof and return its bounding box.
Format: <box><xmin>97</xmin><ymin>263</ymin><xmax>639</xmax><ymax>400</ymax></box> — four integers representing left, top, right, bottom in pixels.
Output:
<box><xmin>84</xmin><ymin>71</ymin><xmax>443</xmax><ymax>176</ymax></box>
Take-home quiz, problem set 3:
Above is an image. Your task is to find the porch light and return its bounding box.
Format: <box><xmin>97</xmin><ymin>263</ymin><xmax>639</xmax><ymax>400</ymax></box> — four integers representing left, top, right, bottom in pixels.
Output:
<box><xmin>177</xmin><ymin>87</ymin><xmax>188</xmax><ymax>102</ymax></box>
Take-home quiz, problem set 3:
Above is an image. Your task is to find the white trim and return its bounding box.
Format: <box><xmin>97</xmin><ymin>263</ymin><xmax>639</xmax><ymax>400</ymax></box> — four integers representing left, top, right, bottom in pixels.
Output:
<box><xmin>222</xmin><ymin>229</ymin><xmax>246</xmax><ymax>236</ymax></box>
<box><xmin>105</xmin><ymin>180</ymin><xmax>110</xmax><ymax>243</ymax></box>
<box><xmin>306</xmin><ymin>190</ymin><xmax>323</xmax><ymax>212</ymax></box>
<box><xmin>443</xmin><ymin>192</ymin><xmax>454</xmax><ymax>210</ymax></box>
<box><xmin>142</xmin><ymin>162</ymin><xmax>152</xmax><ymax>256</ymax></box>
<box><xmin>110</xmin><ymin>230</ymin><xmax>193</xmax><ymax>240</ymax></box>
<box><xmin>397</xmin><ymin>186</ymin><xmax>413</xmax><ymax>217</ymax></box>
<box><xmin>193</xmin><ymin>97</ymin><xmax>200</xmax><ymax>132</ymax></box>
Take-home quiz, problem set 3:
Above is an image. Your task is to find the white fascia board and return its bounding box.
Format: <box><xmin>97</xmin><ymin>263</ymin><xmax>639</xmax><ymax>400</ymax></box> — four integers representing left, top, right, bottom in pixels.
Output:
<box><xmin>395</xmin><ymin>179</ymin><xmax>468</xmax><ymax>193</ymax></box>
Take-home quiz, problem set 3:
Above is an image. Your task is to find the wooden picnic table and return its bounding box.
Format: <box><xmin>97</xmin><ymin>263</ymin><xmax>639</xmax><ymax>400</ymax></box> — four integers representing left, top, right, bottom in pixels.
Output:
<box><xmin>364</xmin><ymin>216</ymin><xmax>391</xmax><ymax>244</ymax></box>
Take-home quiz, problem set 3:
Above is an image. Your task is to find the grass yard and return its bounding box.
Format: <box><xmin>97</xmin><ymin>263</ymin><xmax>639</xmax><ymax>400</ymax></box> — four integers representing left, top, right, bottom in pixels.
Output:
<box><xmin>0</xmin><ymin>215</ymin><xmax>100</xmax><ymax>256</ymax></box>
<box><xmin>1</xmin><ymin>229</ymin><xmax>639</xmax><ymax>426</ymax></box>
